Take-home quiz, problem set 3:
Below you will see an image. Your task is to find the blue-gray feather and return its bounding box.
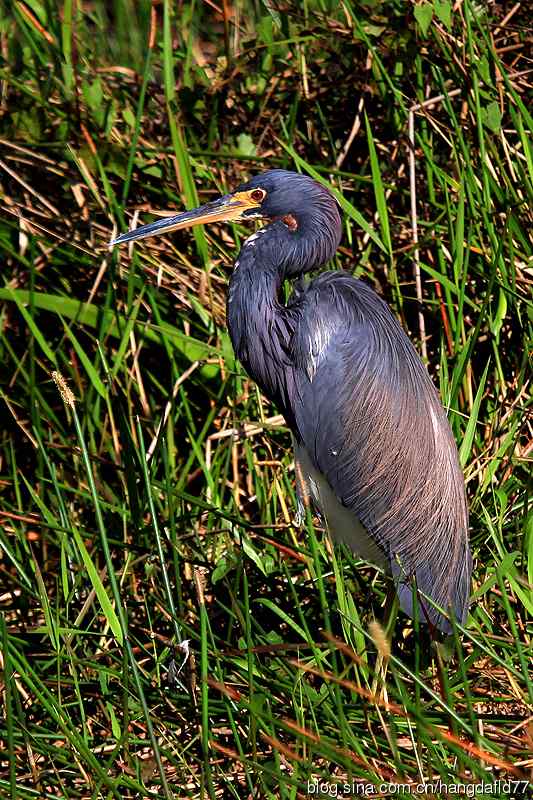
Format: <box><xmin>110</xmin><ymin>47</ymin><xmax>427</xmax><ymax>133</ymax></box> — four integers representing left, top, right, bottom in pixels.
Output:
<box><xmin>289</xmin><ymin>274</ymin><xmax>470</xmax><ymax>631</ymax></box>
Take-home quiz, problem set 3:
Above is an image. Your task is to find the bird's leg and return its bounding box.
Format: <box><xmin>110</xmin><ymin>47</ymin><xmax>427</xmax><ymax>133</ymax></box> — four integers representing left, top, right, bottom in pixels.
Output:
<box><xmin>293</xmin><ymin>453</ymin><xmax>310</xmax><ymax>528</ymax></box>
<box><xmin>382</xmin><ymin>580</ymin><xmax>399</xmax><ymax>637</ymax></box>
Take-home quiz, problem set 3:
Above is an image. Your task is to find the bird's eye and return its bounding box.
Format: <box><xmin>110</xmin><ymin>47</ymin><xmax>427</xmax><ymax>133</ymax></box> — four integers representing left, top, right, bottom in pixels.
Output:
<box><xmin>250</xmin><ymin>189</ymin><xmax>265</xmax><ymax>203</ymax></box>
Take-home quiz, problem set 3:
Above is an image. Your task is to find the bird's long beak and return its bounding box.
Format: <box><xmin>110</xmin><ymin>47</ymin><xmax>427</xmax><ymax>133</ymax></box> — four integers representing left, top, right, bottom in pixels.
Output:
<box><xmin>109</xmin><ymin>191</ymin><xmax>261</xmax><ymax>246</ymax></box>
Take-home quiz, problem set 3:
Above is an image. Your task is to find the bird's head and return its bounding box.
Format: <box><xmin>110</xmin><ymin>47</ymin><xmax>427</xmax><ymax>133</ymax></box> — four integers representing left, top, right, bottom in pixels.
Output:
<box><xmin>233</xmin><ymin>170</ymin><xmax>340</xmax><ymax>229</ymax></box>
<box><xmin>110</xmin><ymin>170</ymin><xmax>342</xmax><ymax>268</ymax></box>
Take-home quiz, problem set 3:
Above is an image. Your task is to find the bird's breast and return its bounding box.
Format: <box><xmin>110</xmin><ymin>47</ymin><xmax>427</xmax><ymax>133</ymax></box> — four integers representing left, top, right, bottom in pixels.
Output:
<box><xmin>294</xmin><ymin>440</ymin><xmax>387</xmax><ymax>568</ymax></box>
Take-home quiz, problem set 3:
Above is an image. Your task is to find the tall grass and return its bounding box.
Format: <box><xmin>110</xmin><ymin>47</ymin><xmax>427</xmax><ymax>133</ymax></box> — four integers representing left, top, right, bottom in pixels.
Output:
<box><xmin>0</xmin><ymin>1</ymin><xmax>531</xmax><ymax>797</ymax></box>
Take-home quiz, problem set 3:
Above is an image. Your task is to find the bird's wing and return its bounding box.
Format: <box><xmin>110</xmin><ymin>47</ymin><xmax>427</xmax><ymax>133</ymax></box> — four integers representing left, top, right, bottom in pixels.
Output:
<box><xmin>289</xmin><ymin>272</ymin><xmax>471</xmax><ymax>631</ymax></box>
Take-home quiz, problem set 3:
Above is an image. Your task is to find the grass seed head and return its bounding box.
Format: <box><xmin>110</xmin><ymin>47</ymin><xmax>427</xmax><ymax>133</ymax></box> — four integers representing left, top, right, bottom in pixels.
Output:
<box><xmin>369</xmin><ymin>620</ymin><xmax>391</xmax><ymax>661</ymax></box>
<box><xmin>52</xmin><ymin>370</ymin><xmax>75</xmax><ymax>409</ymax></box>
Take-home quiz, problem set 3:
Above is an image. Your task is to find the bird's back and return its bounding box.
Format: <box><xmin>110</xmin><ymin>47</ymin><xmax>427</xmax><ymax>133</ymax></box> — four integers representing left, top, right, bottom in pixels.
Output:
<box><xmin>288</xmin><ymin>271</ymin><xmax>471</xmax><ymax>631</ymax></box>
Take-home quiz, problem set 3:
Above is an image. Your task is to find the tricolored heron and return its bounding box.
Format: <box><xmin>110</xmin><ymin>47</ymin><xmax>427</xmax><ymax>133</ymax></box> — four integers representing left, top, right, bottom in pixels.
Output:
<box><xmin>111</xmin><ymin>169</ymin><xmax>471</xmax><ymax>633</ymax></box>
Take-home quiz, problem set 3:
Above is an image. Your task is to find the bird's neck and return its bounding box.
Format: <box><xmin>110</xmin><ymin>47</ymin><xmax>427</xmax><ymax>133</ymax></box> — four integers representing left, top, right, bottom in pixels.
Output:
<box><xmin>226</xmin><ymin>229</ymin><xmax>294</xmax><ymax>413</ymax></box>
<box><xmin>226</xmin><ymin>213</ymin><xmax>340</xmax><ymax>417</ymax></box>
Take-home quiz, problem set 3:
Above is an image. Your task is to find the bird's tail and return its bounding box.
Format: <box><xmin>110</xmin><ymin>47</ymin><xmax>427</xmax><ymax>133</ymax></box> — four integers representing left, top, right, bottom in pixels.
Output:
<box><xmin>392</xmin><ymin>538</ymin><xmax>472</xmax><ymax>633</ymax></box>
